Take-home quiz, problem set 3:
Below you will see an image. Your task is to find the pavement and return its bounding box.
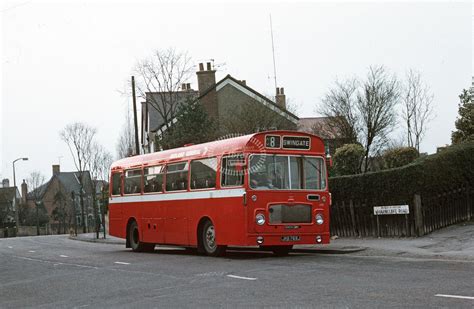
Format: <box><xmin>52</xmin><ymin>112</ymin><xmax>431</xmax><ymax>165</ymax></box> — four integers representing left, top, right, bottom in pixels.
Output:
<box><xmin>70</xmin><ymin>220</ymin><xmax>474</xmax><ymax>260</ymax></box>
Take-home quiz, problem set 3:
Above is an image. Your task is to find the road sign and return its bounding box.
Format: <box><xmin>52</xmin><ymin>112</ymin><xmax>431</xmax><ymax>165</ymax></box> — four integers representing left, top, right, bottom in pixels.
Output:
<box><xmin>373</xmin><ymin>205</ymin><xmax>409</xmax><ymax>215</ymax></box>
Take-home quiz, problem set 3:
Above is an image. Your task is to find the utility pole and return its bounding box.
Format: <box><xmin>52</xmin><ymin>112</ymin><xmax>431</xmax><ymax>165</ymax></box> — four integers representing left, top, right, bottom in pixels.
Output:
<box><xmin>131</xmin><ymin>76</ymin><xmax>140</xmax><ymax>156</ymax></box>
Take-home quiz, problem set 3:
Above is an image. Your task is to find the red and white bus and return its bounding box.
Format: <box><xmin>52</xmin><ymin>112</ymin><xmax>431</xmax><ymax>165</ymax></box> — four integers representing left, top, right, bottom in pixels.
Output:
<box><xmin>109</xmin><ymin>130</ymin><xmax>331</xmax><ymax>256</ymax></box>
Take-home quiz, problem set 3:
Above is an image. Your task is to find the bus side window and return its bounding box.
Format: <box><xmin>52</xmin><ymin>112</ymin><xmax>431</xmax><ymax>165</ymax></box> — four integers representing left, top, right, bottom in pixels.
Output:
<box><xmin>190</xmin><ymin>157</ymin><xmax>217</xmax><ymax>190</ymax></box>
<box><xmin>221</xmin><ymin>154</ymin><xmax>245</xmax><ymax>187</ymax></box>
<box><xmin>124</xmin><ymin>169</ymin><xmax>142</xmax><ymax>195</ymax></box>
<box><xmin>144</xmin><ymin>165</ymin><xmax>164</xmax><ymax>193</ymax></box>
<box><xmin>111</xmin><ymin>172</ymin><xmax>122</xmax><ymax>195</ymax></box>
<box><xmin>166</xmin><ymin>162</ymin><xmax>189</xmax><ymax>191</ymax></box>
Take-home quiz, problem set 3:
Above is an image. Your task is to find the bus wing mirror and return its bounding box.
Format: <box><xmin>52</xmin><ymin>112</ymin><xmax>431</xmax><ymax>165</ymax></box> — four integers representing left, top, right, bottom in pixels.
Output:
<box><xmin>326</xmin><ymin>155</ymin><xmax>333</xmax><ymax>168</ymax></box>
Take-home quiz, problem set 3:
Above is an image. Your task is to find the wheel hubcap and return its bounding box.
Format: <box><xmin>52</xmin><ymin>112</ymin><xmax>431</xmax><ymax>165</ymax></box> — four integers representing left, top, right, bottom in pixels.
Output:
<box><xmin>205</xmin><ymin>226</ymin><xmax>216</xmax><ymax>250</ymax></box>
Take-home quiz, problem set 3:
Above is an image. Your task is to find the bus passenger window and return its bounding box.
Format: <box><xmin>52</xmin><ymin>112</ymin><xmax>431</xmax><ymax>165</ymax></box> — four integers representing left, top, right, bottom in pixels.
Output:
<box><xmin>111</xmin><ymin>173</ymin><xmax>122</xmax><ymax>195</ymax></box>
<box><xmin>124</xmin><ymin>169</ymin><xmax>142</xmax><ymax>195</ymax></box>
<box><xmin>166</xmin><ymin>162</ymin><xmax>188</xmax><ymax>191</ymax></box>
<box><xmin>221</xmin><ymin>154</ymin><xmax>245</xmax><ymax>187</ymax></box>
<box><xmin>190</xmin><ymin>158</ymin><xmax>217</xmax><ymax>189</ymax></box>
<box><xmin>144</xmin><ymin>165</ymin><xmax>164</xmax><ymax>193</ymax></box>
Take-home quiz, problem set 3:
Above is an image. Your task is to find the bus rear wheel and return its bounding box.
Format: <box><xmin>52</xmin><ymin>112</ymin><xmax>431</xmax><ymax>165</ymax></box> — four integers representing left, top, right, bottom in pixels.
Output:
<box><xmin>200</xmin><ymin>220</ymin><xmax>226</xmax><ymax>257</ymax></box>
<box><xmin>270</xmin><ymin>245</ymin><xmax>293</xmax><ymax>256</ymax></box>
<box><xmin>128</xmin><ymin>220</ymin><xmax>154</xmax><ymax>252</ymax></box>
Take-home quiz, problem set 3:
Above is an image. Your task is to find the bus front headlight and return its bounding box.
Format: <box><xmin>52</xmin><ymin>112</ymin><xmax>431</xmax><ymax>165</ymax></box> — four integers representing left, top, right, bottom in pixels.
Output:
<box><xmin>315</xmin><ymin>214</ymin><xmax>324</xmax><ymax>225</ymax></box>
<box><xmin>256</xmin><ymin>214</ymin><xmax>266</xmax><ymax>225</ymax></box>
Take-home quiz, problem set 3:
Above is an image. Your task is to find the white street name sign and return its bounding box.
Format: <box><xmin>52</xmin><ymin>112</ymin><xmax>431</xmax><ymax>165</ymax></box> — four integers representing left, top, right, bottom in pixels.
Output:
<box><xmin>373</xmin><ymin>205</ymin><xmax>409</xmax><ymax>215</ymax></box>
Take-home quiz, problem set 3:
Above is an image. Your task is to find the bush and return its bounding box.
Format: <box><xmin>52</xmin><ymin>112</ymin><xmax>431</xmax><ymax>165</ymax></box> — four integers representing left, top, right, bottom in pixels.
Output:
<box><xmin>333</xmin><ymin>144</ymin><xmax>364</xmax><ymax>176</ymax></box>
<box><xmin>383</xmin><ymin>147</ymin><xmax>419</xmax><ymax>169</ymax></box>
<box><xmin>329</xmin><ymin>141</ymin><xmax>474</xmax><ymax>203</ymax></box>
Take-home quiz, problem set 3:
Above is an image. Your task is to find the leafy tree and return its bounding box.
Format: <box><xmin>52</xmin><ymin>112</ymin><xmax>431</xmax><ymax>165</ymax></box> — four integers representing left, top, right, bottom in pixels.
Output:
<box><xmin>383</xmin><ymin>147</ymin><xmax>419</xmax><ymax>169</ymax></box>
<box><xmin>333</xmin><ymin>144</ymin><xmax>365</xmax><ymax>176</ymax></box>
<box><xmin>451</xmin><ymin>89</ymin><xmax>474</xmax><ymax>144</ymax></box>
<box><xmin>157</xmin><ymin>99</ymin><xmax>218</xmax><ymax>150</ymax></box>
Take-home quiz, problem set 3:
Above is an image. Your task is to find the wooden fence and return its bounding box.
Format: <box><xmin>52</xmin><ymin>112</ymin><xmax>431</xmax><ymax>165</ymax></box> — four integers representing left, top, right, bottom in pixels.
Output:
<box><xmin>330</xmin><ymin>185</ymin><xmax>473</xmax><ymax>237</ymax></box>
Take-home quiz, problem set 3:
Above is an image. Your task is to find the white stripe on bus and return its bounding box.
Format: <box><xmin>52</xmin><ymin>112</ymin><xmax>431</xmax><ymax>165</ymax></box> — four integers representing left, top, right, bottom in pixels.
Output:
<box><xmin>109</xmin><ymin>188</ymin><xmax>245</xmax><ymax>204</ymax></box>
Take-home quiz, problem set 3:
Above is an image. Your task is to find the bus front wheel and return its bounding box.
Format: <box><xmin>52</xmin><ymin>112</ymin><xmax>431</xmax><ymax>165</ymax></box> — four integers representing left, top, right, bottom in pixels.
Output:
<box><xmin>128</xmin><ymin>220</ymin><xmax>154</xmax><ymax>252</ymax></box>
<box><xmin>200</xmin><ymin>220</ymin><xmax>226</xmax><ymax>257</ymax></box>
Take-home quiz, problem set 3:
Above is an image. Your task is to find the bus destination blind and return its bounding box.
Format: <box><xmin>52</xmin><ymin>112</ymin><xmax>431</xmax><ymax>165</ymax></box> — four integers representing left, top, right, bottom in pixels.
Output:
<box><xmin>282</xmin><ymin>136</ymin><xmax>310</xmax><ymax>150</ymax></box>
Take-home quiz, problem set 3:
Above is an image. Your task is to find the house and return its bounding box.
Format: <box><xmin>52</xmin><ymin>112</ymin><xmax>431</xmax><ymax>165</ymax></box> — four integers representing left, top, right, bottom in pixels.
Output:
<box><xmin>298</xmin><ymin>116</ymin><xmax>352</xmax><ymax>155</ymax></box>
<box><xmin>24</xmin><ymin>165</ymin><xmax>95</xmax><ymax>232</ymax></box>
<box><xmin>141</xmin><ymin>62</ymin><xmax>299</xmax><ymax>153</ymax></box>
<box><xmin>0</xmin><ymin>180</ymin><xmax>20</xmax><ymax>228</ymax></box>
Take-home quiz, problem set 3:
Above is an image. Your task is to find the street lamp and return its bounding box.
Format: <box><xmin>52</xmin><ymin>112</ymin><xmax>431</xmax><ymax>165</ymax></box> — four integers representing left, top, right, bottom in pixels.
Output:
<box><xmin>13</xmin><ymin>157</ymin><xmax>28</xmax><ymax>232</ymax></box>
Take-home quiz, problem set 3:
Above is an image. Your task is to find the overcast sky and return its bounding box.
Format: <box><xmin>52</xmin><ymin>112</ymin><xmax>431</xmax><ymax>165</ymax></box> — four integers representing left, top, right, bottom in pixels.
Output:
<box><xmin>1</xmin><ymin>0</ymin><xmax>472</xmax><ymax>185</ymax></box>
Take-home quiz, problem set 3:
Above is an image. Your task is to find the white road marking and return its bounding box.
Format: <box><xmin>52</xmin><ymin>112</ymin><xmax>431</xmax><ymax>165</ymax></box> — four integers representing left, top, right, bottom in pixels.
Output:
<box><xmin>435</xmin><ymin>294</ymin><xmax>474</xmax><ymax>300</ymax></box>
<box><xmin>227</xmin><ymin>274</ymin><xmax>257</xmax><ymax>281</ymax></box>
<box><xmin>59</xmin><ymin>255</ymin><xmax>68</xmax><ymax>258</ymax></box>
<box><xmin>15</xmin><ymin>256</ymin><xmax>98</xmax><ymax>269</ymax></box>
<box><xmin>114</xmin><ymin>261</ymin><xmax>130</xmax><ymax>265</ymax></box>
<box><xmin>8</xmin><ymin>246</ymin><xmax>12</xmax><ymax>249</ymax></box>
<box><xmin>28</xmin><ymin>250</ymin><xmax>35</xmax><ymax>253</ymax></box>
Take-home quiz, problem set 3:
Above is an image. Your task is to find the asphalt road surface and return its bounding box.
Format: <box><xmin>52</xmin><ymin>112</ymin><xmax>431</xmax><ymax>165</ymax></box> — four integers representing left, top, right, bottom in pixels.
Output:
<box><xmin>1</xmin><ymin>235</ymin><xmax>473</xmax><ymax>308</ymax></box>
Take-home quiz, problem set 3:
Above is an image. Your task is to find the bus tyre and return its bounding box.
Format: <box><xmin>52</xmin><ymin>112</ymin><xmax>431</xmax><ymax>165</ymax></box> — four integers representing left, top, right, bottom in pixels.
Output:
<box><xmin>271</xmin><ymin>245</ymin><xmax>293</xmax><ymax>256</ymax></box>
<box><xmin>128</xmin><ymin>220</ymin><xmax>154</xmax><ymax>252</ymax></box>
<box><xmin>201</xmin><ymin>220</ymin><xmax>226</xmax><ymax>257</ymax></box>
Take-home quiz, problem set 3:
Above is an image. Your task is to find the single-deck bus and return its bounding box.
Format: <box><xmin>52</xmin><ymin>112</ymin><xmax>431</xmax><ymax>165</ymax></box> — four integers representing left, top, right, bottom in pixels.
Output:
<box><xmin>109</xmin><ymin>131</ymin><xmax>331</xmax><ymax>256</ymax></box>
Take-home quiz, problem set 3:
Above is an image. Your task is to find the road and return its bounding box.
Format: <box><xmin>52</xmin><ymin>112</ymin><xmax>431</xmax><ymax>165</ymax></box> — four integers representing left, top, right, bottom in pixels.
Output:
<box><xmin>1</xmin><ymin>235</ymin><xmax>473</xmax><ymax>308</ymax></box>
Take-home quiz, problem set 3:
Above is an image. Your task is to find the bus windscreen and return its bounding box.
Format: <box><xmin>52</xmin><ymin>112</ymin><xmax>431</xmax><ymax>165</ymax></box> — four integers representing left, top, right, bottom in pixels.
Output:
<box><xmin>249</xmin><ymin>155</ymin><xmax>326</xmax><ymax>190</ymax></box>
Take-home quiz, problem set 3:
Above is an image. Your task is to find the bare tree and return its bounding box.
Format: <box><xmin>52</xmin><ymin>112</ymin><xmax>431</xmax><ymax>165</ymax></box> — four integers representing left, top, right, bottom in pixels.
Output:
<box><xmin>26</xmin><ymin>171</ymin><xmax>46</xmax><ymax>235</ymax></box>
<box><xmin>60</xmin><ymin>122</ymin><xmax>96</xmax><ymax>233</ymax></box>
<box><xmin>357</xmin><ymin>66</ymin><xmax>400</xmax><ymax>172</ymax></box>
<box><xmin>402</xmin><ymin>69</ymin><xmax>434</xmax><ymax>152</ymax></box>
<box><xmin>134</xmin><ymin>48</ymin><xmax>194</xmax><ymax>132</ymax></box>
<box><xmin>319</xmin><ymin>78</ymin><xmax>360</xmax><ymax>143</ymax></box>
<box><xmin>116</xmin><ymin>108</ymin><xmax>135</xmax><ymax>159</ymax></box>
<box><xmin>88</xmin><ymin>143</ymin><xmax>113</xmax><ymax>238</ymax></box>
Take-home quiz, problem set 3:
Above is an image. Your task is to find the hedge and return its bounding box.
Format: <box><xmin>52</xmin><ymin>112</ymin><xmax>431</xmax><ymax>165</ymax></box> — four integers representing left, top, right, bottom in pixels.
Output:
<box><xmin>329</xmin><ymin>141</ymin><xmax>474</xmax><ymax>203</ymax></box>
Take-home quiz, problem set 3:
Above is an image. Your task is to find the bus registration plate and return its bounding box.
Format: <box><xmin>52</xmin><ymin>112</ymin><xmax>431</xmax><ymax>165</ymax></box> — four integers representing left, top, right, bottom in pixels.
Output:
<box><xmin>281</xmin><ymin>236</ymin><xmax>300</xmax><ymax>242</ymax></box>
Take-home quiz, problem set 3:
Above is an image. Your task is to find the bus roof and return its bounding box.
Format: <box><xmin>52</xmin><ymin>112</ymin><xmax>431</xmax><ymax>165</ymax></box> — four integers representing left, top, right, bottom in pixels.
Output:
<box><xmin>111</xmin><ymin>130</ymin><xmax>325</xmax><ymax>171</ymax></box>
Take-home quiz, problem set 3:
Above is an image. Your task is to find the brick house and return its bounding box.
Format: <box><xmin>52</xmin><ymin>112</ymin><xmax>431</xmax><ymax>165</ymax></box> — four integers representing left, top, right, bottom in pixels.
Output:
<box><xmin>298</xmin><ymin>116</ymin><xmax>352</xmax><ymax>156</ymax></box>
<box><xmin>24</xmin><ymin>165</ymin><xmax>95</xmax><ymax>231</ymax></box>
<box><xmin>0</xmin><ymin>179</ymin><xmax>20</xmax><ymax>227</ymax></box>
<box><xmin>141</xmin><ymin>62</ymin><xmax>299</xmax><ymax>153</ymax></box>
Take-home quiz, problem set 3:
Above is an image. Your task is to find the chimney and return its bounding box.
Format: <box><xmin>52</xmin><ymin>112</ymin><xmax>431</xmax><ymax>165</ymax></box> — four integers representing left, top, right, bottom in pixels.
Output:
<box><xmin>186</xmin><ymin>83</ymin><xmax>191</xmax><ymax>90</ymax></box>
<box><xmin>2</xmin><ymin>178</ymin><xmax>9</xmax><ymax>188</ymax></box>
<box><xmin>240</xmin><ymin>80</ymin><xmax>246</xmax><ymax>86</ymax></box>
<box><xmin>21</xmin><ymin>179</ymin><xmax>27</xmax><ymax>204</ymax></box>
<box><xmin>52</xmin><ymin>164</ymin><xmax>60</xmax><ymax>176</ymax></box>
<box><xmin>276</xmin><ymin>87</ymin><xmax>286</xmax><ymax>110</ymax></box>
<box><xmin>196</xmin><ymin>61</ymin><xmax>218</xmax><ymax>118</ymax></box>
<box><xmin>181</xmin><ymin>83</ymin><xmax>186</xmax><ymax>91</ymax></box>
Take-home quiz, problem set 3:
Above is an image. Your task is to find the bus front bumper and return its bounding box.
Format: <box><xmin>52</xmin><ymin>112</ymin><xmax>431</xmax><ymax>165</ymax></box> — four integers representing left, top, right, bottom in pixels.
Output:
<box><xmin>245</xmin><ymin>233</ymin><xmax>330</xmax><ymax>246</ymax></box>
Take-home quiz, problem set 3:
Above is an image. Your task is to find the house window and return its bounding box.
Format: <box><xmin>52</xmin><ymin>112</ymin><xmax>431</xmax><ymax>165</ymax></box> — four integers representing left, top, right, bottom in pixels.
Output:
<box><xmin>166</xmin><ymin>162</ymin><xmax>188</xmax><ymax>191</ymax></box>
<box><xmin>144</xmin><ymin>165</ymin><xmax>164</xmax><ymax>193</ymax></box>
<box><xmin>190</xmin><ymin>158</ymin><xmax>217</xmax><ymax>189</ymax></box>
<box><xmin>124</xmin><ymin>169</ymin><xmax>142</xmax><ymax>195</ymax></box>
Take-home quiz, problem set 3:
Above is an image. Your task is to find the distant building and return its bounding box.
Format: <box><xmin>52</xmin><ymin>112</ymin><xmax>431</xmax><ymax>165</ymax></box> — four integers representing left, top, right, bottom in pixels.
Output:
<box><xmin>298</xmin><ymin>116</ymin><xmax>351</xmax><ymax>155</ymax></box>
<box><xmin>141</xmin><ymin>62</ymin><xmax>299</xmax><ymax>153</ymax></box>
<box><xmin>24</xmin><ymin>165</ymin><xmax>95</xmax><ymax>231</ymax></box>
<box><xmin>0</xmin><ymin>184</ymin><xmax>20</xmax><ymax>227</ymax></box>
